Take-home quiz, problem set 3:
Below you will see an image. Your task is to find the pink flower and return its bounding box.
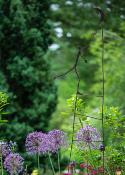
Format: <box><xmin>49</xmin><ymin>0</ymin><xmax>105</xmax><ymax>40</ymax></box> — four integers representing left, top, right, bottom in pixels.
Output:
<box><xmin>98</xmin><ymin>166</ymin><xmax>104</xmax><ymax>173</ymax></box>
<box><xmin>87</xmin><ymin>165</ymin><xmax>93</xmax><ymax>171</ymax></box>
<box><xmin>80</xmin><ymin>163</ymin><xmax>87</xmax><ymax>168</ymax></box>
<box><xmin>91</xmin><ymin>170</ymin><xmax>97</xmax><ymax>175</ymax></box>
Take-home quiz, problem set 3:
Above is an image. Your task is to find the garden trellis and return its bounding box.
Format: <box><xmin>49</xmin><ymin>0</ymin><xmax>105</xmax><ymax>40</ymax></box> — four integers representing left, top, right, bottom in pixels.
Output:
<box><xmin>55</xmin><ymin>7</ymin><xmax>106</xmax><ymax>174</ymax></box>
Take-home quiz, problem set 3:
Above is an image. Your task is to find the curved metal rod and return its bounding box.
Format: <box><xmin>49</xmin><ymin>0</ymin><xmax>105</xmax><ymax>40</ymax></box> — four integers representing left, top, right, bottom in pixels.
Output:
<box><xmin>54</xmin><ymin>6</ymin><xmax>105</xmax><ymax>174</ymax></box>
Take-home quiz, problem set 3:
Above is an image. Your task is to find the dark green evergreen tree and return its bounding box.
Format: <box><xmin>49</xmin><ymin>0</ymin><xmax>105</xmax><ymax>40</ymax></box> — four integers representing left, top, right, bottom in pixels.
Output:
<box><xmin>0</xmin><ymin>0</ymin><xmax>57</xmax><ymax>153</ymax></box>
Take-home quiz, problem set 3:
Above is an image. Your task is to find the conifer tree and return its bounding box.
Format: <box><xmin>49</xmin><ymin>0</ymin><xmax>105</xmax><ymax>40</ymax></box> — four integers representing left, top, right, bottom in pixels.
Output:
<box><xmin>0</xmin><ymin>0</ymin><xmax>57</xmax><ymax>152</ymax></box>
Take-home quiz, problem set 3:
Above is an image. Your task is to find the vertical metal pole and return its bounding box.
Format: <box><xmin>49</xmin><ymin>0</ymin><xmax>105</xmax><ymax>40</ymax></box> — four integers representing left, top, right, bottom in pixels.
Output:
<box><xmin>101</xmin><ymin>21</ymin><xmax>105</xmax><ymax>174</ymax></box>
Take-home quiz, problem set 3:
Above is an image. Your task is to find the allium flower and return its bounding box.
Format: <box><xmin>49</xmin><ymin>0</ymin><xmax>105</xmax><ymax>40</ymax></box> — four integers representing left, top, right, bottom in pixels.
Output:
<box><xmin>0</xmin><ymin>141</ymin><xmax>17</xmax><ymax>159</ymax></box>
<box><xmin>99</xmin><ymin>143</ymin><xmax>105</xmax><ymax>151</ymax></box>
<box><xmin>4</xmin><ymin>153</ymin><xmax>24</xmax><ymax>175</ymax></box>
<box><xmin>0</xmin><ymin>141</ymin><xmax>11</xmax><ymax>158</ymax></box>
<box><xmin>76</xmin><ymin>125</ymin><xmax>101</xmax><ymax>150</ymax></box>
<box><xmin>25</xmin><ymin>131</ymin><xmax>48</xmax><ymax>154</ymax></box>
<box><xmin>48</xmin><ymin>129</ymin><xmax>68</xmax><ymax>153</ymax></box>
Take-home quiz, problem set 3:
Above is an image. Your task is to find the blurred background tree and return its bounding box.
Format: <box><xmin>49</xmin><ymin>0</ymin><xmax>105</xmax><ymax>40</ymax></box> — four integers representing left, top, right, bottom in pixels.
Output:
<box><xmin>0</xmin><ymin>0</ymin><xmax>57</xmax><ymax>170</ymax></box>
<box><xmin>48</xmin><ymin>0</ymin><xmax>125</xmax><ymax>129</ymax></box>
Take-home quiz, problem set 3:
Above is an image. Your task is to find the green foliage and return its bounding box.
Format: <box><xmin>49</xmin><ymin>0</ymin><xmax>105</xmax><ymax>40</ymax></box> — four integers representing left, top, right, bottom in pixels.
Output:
<box><xmin>105</xmin><ymin>146</ymin><xmax>125</xmax><ymax>173</ymax></box>
<box><xmin>62</xmin><ymin>95</ymin><xmax>86</xmax><ymax>120</ymax></box>
<box><xmin>89</xmin><ymin>30</ymin><xmax>125</xmax><ymax>109</ymax></box>
<box><xmin>0</xmin><ymin>0</ymin><xmax>57</xmax><ymax>170</ymax></box>
<box><xmin>0</xmin><ymin>92</ymin><xmax>9</xmax><ymax>123</ymax></box>
<box><xmin>0</xmin><ymin>92</ymin><xmax>8</xmax><ymax>106</ymax></box>
<box><xmin>60</xmin><ymin>95</ymin><xmax>125</xmax><ymax>173</ymax></box>
<box><xmin>103</xmin><ymin>107</ymin><xmax>125</xmax><ymax>148</ymax></box>
<box><xmin>49</xmin><ymin>0</ymin><xmax>125</xmax><ymax>120</ymax></box>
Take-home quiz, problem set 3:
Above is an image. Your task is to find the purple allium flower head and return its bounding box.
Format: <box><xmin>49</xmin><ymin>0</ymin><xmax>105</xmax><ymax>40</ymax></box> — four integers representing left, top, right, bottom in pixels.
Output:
<box><xmin>4</xmin><ymin>153</ymin><xmax>24</xmax><ymax>175</ymax></box>
<box><xmin>99</xmin><ymin>144</ymin><xmax>105</xmax><ymax>151</ymax></box>
<box><xmin>0</xmin><ymin>141</ymin><xmax>11</xmax><ymax>158</ymax></box>
<box><xmin>25</xmin><ymin>131</ymin><xmax>48</xmax><ymax>154</ymax></box>
<box><xmin>76</xmin><ymin>125</ymin><xmax>101</xmax><ymax>150</ymax></box>
<box><xmin>48</xmin><ymin>129</ymin><xmax>68</xmax><ymax>153</ymax></box>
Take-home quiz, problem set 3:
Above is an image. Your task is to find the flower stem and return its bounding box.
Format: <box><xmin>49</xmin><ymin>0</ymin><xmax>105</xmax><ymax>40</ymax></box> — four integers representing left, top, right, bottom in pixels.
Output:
<box><xmin>37</xmin><ymin>152</ymin><xmax>40</xmax><ymax>173</ymax></box>
<box><xmin>89</xmin><ymin>146</ymin><xmax>96</xmax><ymax>168</ymax></box>
<box><xmin>0</xmin><ymin>155</ymin><xmax>3</xmax><ymax>175</ymax></box>
<box><xmin>57</xmin><ymin>151</ymin><xmax>61</xmax><ymax>175</ymax></box>
<box><xmin>25</xmin><ymin>165</ymin><xmax>28</xmax><ymax>175</ymax></box>
<box><xmin>48</xmin><ymin>153</ymin><xmax>56</xmax><ymax>175</ymax></box>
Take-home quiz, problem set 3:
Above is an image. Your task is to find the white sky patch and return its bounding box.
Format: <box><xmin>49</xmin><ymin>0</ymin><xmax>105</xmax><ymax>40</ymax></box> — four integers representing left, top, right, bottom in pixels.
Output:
<box><xmin>106</xmin><ymin>7</ymin><xmax>111</xmax><ymax>12</ymax></box>
<box><xmin>50</xmin><ymin>4</ymin><xmax>59</xmax><ymax>11</ymax></box>
<box><xmin>54</xmin><ymin>27</ymin><xmax>63</xmax><ymax>38</ymax></box>
<box><xmin>83</xmin><ymin>3</ymin><xmax>92</xmax><ymax>8</ymax></box>
<box><xmin>65</xmin><ymin>0</ymin><xmax>73</xmax><ymax>5</ymax></box>
<box><xmin>77</xmin><ymin>2</ymin><xmax>83</xmax><ymax>7</ymax></box>
<box><xmin>66</xmin><ymin>32</ymin><xmax>72</xmax><ymax>37</ymax></box>
<box><xmin>120</xmin><ymin>15</ymin><xmax>125</xmax><ymax>19</ymax></box>
<box><xmin>120</xmin><ymin>8</ymin><xmax>124</xmax><ymax>10</ymax></box>
<box><xmin>106</xmin><ymin>0</ymin><xmax>111</xmax><ymax>4</ymax></box>
<box><xmin>49</xmin><ymin>44</ymin><xmax>60</xmax><ymax>51</ymax></box>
